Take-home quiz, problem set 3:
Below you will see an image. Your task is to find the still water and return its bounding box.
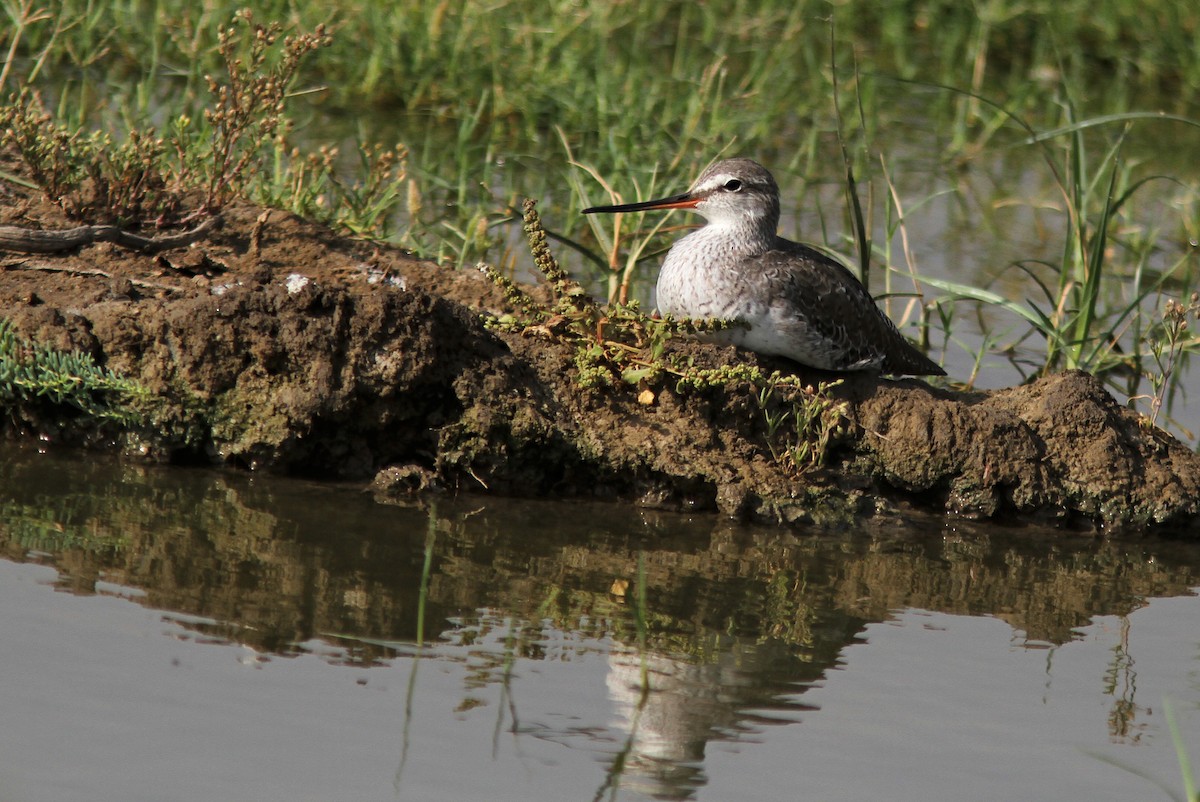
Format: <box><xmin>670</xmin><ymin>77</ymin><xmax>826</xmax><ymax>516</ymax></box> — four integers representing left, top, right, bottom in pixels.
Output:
<box><xmin>2</xmin><ymin>443</ymin><xmax>1199</xmax><ymax>801</ymax></box>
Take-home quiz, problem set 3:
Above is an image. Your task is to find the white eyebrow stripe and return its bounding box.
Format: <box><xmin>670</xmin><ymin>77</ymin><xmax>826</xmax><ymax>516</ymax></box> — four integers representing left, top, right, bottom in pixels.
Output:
<box><xmin>694</xmin><ymin>173</ymin><xmax>739</xmax><ymax>192</ymax></box>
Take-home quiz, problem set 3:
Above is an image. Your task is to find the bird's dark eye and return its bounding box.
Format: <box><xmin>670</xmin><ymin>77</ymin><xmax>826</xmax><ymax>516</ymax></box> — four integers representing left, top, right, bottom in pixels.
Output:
<box><xmin>723</xmin><ymin>179</ymin><xmax>742</xmax><ymax>192</ymax></box>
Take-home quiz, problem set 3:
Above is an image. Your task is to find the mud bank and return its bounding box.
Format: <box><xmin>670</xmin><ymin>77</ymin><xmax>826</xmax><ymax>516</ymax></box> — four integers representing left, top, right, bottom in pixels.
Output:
<box><xmin>2</xmin><ymin>199</ymin><xmax>1197</xmax><ymax>534</ymax></box>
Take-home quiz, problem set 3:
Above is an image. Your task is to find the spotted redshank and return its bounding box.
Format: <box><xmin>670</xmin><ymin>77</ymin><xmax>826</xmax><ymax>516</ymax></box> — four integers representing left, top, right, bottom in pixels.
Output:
<box><xmin>583</xmin><ymin>158</ymin><xmax>945</xmax><ymax>376</ymax></box>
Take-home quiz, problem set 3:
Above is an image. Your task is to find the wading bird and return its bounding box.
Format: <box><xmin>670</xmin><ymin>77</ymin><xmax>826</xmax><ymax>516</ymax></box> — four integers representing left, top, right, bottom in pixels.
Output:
<box><xmin>584</xmin><ymin>158</ymin><xmax>945</xmax><ymax>376</ymax></box>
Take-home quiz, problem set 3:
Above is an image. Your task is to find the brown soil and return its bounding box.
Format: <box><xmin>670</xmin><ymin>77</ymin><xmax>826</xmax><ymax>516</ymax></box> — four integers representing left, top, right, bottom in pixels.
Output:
<box><xmin>2</xmin><ymin>175</ymin><xmax>1198</xmax><ymax>534</ymax></box>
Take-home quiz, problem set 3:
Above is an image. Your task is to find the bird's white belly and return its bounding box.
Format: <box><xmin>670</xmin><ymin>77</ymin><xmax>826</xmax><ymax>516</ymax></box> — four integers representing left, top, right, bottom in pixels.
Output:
<box><xmin>656</xmin><ymin>241</ymin><xmax>760</xmax><ymax>320</ymax></box>
<box><xmin>656</xmin><ymin>246</ymin><xmax>774</xmax><ymax>333</ymax></box>
<box><xmin>654</xmin><ymin>243</ymin><xmax>849</xmax><ymax>369</ymax></box>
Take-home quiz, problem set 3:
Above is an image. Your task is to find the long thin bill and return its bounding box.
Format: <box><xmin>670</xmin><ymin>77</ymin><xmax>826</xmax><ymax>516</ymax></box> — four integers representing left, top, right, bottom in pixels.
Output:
<box><xmin>582</xmin><ymin>192</ymin><xmax>699</xmax><ymax>214</ymax></box>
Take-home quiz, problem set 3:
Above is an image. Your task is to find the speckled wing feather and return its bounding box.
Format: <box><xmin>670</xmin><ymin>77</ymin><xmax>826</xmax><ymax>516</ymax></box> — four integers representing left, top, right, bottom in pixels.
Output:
<box><xmin>759</xmin><ymin>241</ymin><xmax>945</xmax><ymax>375</ymax></box>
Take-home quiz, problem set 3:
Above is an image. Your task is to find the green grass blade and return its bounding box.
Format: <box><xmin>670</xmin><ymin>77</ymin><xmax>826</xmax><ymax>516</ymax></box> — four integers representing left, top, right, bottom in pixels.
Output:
<box><xmin>1165</xmin><ymin>699</ymin><xmax>1198</xmax><ymax>802</ymax></box>
<box><xmin>917</xmin><ymin>274</ymin><xmax>1060</xmax><ymax>335</ymax></box>
<box><xmin>1025</xmin><ymin>112</ymin><xmax>1200</xmax><ymax>144</ymax></box>
<box><xmin>1071</xmin><ymin>135</ymin><xmax>1124</xmax><ymax>368</ymax></box>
